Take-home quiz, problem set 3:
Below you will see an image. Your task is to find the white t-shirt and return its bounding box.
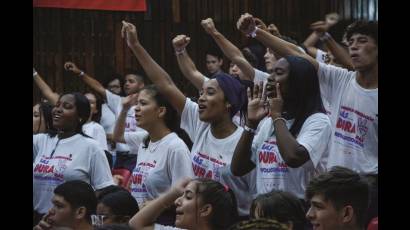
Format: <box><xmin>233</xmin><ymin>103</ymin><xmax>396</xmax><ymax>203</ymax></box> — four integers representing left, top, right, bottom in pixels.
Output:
<box><xmin>318</xmin><ymin>62</ymin><xmax>378</xmax><ymax>174</ymax></box>
<box><xmin>106</xmin><ymin>90</ymin><xmax>144</xmax><ymax>154</ymax></box>
<box><xmin>181</xmin><ymin>98</ymin><xmax>257</xmax><ymax>216</ymax></box>
<box><xmin>82</xmin><ymin>121</ymin><xmax>108</xmax><ymax>151</ymax></box>
<box><xmin>316</xmin><ymin>49</ymin><xmax>329</xmax><ymax>64</ymax></box>
<box><xmin>128</xmin><ymin>132</ymin><xmax>193</xmax><ymax>206</ymax></box>
<box><xmin>100</xmin><ymin>103</ymin><xmax>116</xmax><ymax>134</ymax></box>
<box><xmin>154</xmin><ymin>224</ymin><xmax>185</xmax><ymax>230</ymax></box>
<box><xmin>251</xmin><ymin>113</ymin><xmax>331</xmax><ymax>198</ymax></box>
<box><xmin>33</xmin><ymin>134</ymin><xmax>114</xmax><ymax>214</ymax></box>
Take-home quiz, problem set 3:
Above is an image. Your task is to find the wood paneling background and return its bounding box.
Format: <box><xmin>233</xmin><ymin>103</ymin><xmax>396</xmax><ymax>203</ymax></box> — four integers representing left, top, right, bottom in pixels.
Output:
<box><xmin>33</xmin><ymin>0</ymin><xmax>378</xmax><ymax>104</ymax></box>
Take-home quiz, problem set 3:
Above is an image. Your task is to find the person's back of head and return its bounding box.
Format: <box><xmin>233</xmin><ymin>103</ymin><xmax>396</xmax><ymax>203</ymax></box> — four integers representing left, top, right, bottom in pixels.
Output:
<box><xmin>306</xmin><ymin>166</ymin><xmax>369</xmax><ymax>229</ymax></box>
<box><xmin>228</xmin><ymin>218</ymin><xmax>289</xmax><ymax>230</ymax></box>
<box><xmin>51</xmin><ymin>180</ymin><xmax>97</xmax><ymax>227</ymax></box>
<box><xmin>250</xmin><ymin>190</ymin><xmax>306</xmax><ymax>230</ymax></box>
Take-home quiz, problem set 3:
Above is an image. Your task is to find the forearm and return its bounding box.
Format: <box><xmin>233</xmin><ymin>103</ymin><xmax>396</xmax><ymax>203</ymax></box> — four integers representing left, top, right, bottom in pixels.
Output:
<box><xmin>130</xmin><ymin>43</ymin><xmax>175</xmax><ymax>92</ymax></box>
<box><xmin>129</xmin><ymin>189</ymin><xmax>178</xmax><ymax>229</ymax></box>
<box><xmin>324</xmin><ymin>36</ymin><xmax>354</xmax><ymax>70</ymax></box>
<box><xmin>112</xmin><ymin>109</ymin><xmax>128</xmax><ymax>143</ymax></box>
<box><xmin>231</xmin><ymin>128</ymin><xmax>256</xmax><ymax>176</ymax></box>
<box><xmin>33</xmin><ymin>74</ymin><xmax>59</xmax><ymax>105</ymax></box>
<box><xmin>176</xmin><ymin>51</ymin><xmax>206</xmax><ymax>90</ymax></box>
<box><xmin>211</xmin><ymin>31</ymin><xmax>255</xmax><ymax>81</ymax></box>
<box><xmin>274</xmin><ymin>120</ymin><xmax>309</xmax><ymax>168</ymax></box>
<box><xmin>81</xmin><ymin>73</ymin><xmax>107</xmax><ymax>99</ymax></box>
<box><xmin>303</xmin><ymin>31</ymin><xmax>322</xmax><ymax>58</ymax></box>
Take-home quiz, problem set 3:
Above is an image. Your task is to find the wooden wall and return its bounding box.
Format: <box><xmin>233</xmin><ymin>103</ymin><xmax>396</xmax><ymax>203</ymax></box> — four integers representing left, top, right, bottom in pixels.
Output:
<box><xmin>33</xmin><ymin>0</ymin><xmax>378</xmax><ymax>104</ymax></box>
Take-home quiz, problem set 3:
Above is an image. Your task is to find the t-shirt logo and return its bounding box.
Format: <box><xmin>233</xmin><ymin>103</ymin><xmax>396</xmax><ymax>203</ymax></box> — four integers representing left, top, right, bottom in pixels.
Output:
<box><xmin>357</xmin><ymin>117</ymin><xmax>368</xmax><ymax>138</ymax></box>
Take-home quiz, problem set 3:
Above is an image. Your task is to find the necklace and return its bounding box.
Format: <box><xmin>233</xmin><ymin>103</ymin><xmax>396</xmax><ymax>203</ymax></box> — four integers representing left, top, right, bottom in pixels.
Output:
<box><xmin>148</xmin><ymin>138</ymin><xmax>163</xmax><ymax>153</ymax></box>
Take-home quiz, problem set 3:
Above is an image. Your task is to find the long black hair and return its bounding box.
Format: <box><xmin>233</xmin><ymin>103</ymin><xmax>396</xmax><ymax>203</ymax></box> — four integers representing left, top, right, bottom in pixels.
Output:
<box><xmin>282</xmin><ymin>55</ymin><xmax>325</xmax><ymax>136</ymax></box>
<box><xmin>50</xmin><ymin>92</ymin><xmax>91</xmax><ymax>138</ymax></box>
<box><xmin>140</xmin><ymin>85</ymin><xmax>179</xmax><ymax>148</ymax></box>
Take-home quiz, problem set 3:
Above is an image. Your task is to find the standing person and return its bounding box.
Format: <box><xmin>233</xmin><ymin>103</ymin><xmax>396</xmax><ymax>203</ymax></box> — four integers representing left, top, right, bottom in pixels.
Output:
<box><xmin>129</xmin><ymin>178</ymin><xmax>239</xmax><ymax>230</ymax></box>
<box><xmin>231</xmin><ymin>56</ymin><xmax>331</xmax><ymax>201</ymax></box>
<box><xmin>112</xmin><ymin>85</ymin><xmax>193</xmax><ymax>225</ymax></box>
<box><xmin>64</xmin><ymin>62</ymin><xmax>146</xmax><ymax>171</ymax></box>
<box><xmin>237</xmin><ymin>15</ymin><xmax>378</xmax><ymax>223</ymax></box>
<box><xmin>121</xmin><ymin>21</ymin><xmax>256</xmax><ymax>218</ymax></box>
<box><xmin>33</xmin><ymin>68</ymin><xmax>109</xmax><ymax>152</ymax></box>
<box><xmin>33</xmin><ymin>92</ymin><xmax>114</xmax><ymax>225</ymax></box>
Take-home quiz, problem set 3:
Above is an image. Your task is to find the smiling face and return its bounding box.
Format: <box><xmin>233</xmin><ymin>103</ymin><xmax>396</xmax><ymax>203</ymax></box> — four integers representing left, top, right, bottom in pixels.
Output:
<box><xmin>306</xmin><ymin>194</ymin><xmax>344</xmax><ymax>230</ymax></box>
<box><xmin>123</xmin><ymin>74</ymin><xmax>144</xmax><ymax>95</ymax></box>
<box><xmin>198</xmin><ymin>79</ymin><xmax>229</xmax><ymax>122</ymax></box>
<box><xmin>107</xmin><ymin>79</ymin><xmax>122</xmax><ymax>95</ymax></box>
<box><xmin>52</xmin><ymin>94</ymin><xmax>79</xmax><ymax>132</ymax></box>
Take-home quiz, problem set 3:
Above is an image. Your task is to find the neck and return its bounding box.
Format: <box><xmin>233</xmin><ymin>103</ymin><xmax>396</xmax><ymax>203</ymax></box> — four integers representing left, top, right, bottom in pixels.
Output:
<box><xmin>57</xmin><ymin>130</ymin><xmax>77</xmax><ymax>139</ymax></box>
<box><xmin>356</xmin><ymin>63</ymin><xmax>378</xmax><ymax>89</ymax></box>
<box><xmin>146</xmin><ymin>122</ymin><xmax>171</xmax><ymax>142</ymax></box>
<box><xmin>210</xmin><ymin>117</ymin><xmax>237</xmax><ymax>139</ymax></box>
<box><xmin>72</xmin><ymin>220</ymin><xmax>92</xmax><ymax>230</ymax></box>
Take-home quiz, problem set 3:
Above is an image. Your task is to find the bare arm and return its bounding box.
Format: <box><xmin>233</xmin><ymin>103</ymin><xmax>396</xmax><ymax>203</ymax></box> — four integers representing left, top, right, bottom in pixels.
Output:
<box><xmin>303</xmin><ymin>31</ymin><xmax>322</xmax><ymax>58</ymax></box>
<box><xmin>322</xmin><ymin>34</ymin><xmax>354</xmax><ymax>70</ymax></box>
<box><xmin>122</xmin><ymin>21</ymin><xmax>186</xmax><ymax>115</ymax></box>
<box><xmin>237</xmin><ymin>13</ymin><xmax>319</xmax><ymax>70</ymax></box>
<box><xmin>112</xmin><ymin>94</ymin><xmax>138</xmax><ymax>143</ymax></box>
<box><xmin>172</xmin><ymin>35</ymin><xmax>206</xmax><ymax>90</ymax></box>
<box><xmin>201</xmin><ymin>18</ymin><xmax>254</xmax><ymax>81</ymax></box>
<box><xmin>231</xmin><ymin>83</ymin><xmax>267</xmax><ymax>176</ymax></box>
<box><xmin>33</xmin><ymin>68</ymin><xmax>59</xmax><ymax>106</ymax></box>
<box><xmin>129</xmin><ymin>178</ymin><xmax>190</xmax><ymax>230</ymax></box>
<box><xmin>64</xmin><ymin>62</ymin><xmax>107</xmax><ymax>100</ymax></box>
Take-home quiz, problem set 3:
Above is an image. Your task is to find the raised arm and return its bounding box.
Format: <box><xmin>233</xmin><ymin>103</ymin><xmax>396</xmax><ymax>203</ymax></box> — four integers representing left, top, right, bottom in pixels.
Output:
<box><xmin>231</xmin><ymin>82</ymin><xmax>267</xmax><ymax>176</ymax></box>
<box><xmin>172</xmin><ymin>35</ymin><xmax>207</xmax><ymax>90</ymax></box>
<box><xmin>129</xmin><ymin>178</ymin><xmax>191</xmax><ymax>230</ymax></box>
<box><xmin>64</xmin><ymin>62</ymin><xmax>107</xmax><ymax>100</ymax></box>
<box><xmin>112</xmin><ymin>93</ymin><xmax>138</xmax><ymax>143</ymax></box>
<box><xmin>321</xmin><ymin>33</ymin><xmax>354</xmax><ymax>70</ymax></box>
<box><xmin>201</xmin><ymin>18</ymin><xmax>254</xmax><ymax>81</ymax></box>
<box><xmin>237</xmin><ymin>13</ymin><xmax>319</xmax><ymax>70</ymax></box>
<box><xmin>269</xmin><ymin>83</ymin><xmax>309</xmax><ymax>168</ymax></box>
<box><xmin>303</xmin><ymin>30</ymin><xmax>322</xmax><ymax>58</ymax></box>
<box><xmin>33</xmin><ymin>68</ymin><xmax>59</xmax><ymax>105</ymax></box>
<box><xmin>309</xmin><ymin>20</ymin><xmax>354</xmax><ymax>70</ymax></box>
<box><xmin>122</xmin><ymin>21</ymin><xmax>186</xmax><ymax>114</ymax></box>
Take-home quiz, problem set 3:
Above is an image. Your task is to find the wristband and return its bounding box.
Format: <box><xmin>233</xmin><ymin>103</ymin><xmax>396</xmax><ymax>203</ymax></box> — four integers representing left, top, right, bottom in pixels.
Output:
<box><xmin>33</xmin><ymin>71</ymin><xmax>38</xmax><ymax>78</ymax></box>
<box><xmin>175</xmin><ymin>48</ymin><xmax>186</xmax><ymax>55</ymax></box>
<box><xmin>78</xmin><ymin>71</ymin><xmax>85</xmax><ymax>77</ymax></box>
<box><xmin>272</xmin><ymin>117</ymin><xmax>287</xmax><ymax>125</ymax></box>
